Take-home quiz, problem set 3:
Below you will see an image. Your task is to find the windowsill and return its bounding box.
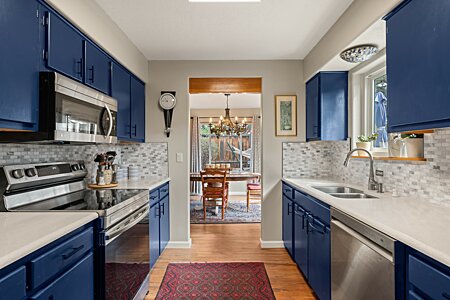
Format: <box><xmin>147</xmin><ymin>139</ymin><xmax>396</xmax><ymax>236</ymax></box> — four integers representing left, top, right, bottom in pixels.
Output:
<box><xmin>351</xmin><ymin>155</ymin><xmax>427</xmax><ymax>162</ymax></box>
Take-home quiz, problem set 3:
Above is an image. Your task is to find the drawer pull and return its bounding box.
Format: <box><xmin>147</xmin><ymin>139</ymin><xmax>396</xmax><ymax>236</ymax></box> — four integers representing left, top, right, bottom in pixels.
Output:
<box><xmin>161</xmin><ymin>188</ymin><xmax>168</xmax><ymax>193</ymax></box>
<box><xmin>150</xmin><ymin>196</ymin><xmax>158</xmax><ymax>200</ymax></box>
<box><xmin>62</xmin><ymin>245</ymin><xmax>84</xmax><ymax>260</ymax></box>
<box><xmin>443</xmin><ymin>292</ymin><xmax>450</xmax><ymax>300</ymax></box>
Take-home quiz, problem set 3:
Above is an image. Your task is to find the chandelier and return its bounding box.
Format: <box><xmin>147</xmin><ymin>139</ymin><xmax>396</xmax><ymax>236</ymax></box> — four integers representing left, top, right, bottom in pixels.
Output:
<box><xmin>340</xmin><ymin>44</ymin><xmax>378</xmax><ymax>63</ymax></box>
<box><xmin>208</xmin><ymin>94</ymin><xmax>248</xmax><ymax>137</ymax></box>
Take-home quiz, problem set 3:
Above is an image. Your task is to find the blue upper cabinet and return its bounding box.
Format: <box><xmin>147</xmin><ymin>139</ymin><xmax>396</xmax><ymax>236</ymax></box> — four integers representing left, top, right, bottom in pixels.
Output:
<box><xmin>112</xmin><ymin>63</ymin><xmax>131</xmax><ymax>140</ymax></box>
<box><xmin>0</xmin><ymin>0</ymin><xmax>40</xmax><ymax>131</ymax></box>
<box><xmin>385</xmin><ymin>0</ymin><xmax>450</xmax><ymax>132</ymax></box>
<box><xmin>306</xmin><ymin>72</ymin><xmax>348</xmax><ymax>141</ymax></box>
<box><xmin>45</xmin><ymin>11</ymin><xmax>84</xmax><ymax>82</ymax></box>
<box><xmin>130</xmin><ymin>77</ymin><xmax>146</xmax><ymax>142</ymax></box>
<box><xmin>84</xmin><ymin>41</ymin><xmax>111</xmax><ymax>95</ymax></box>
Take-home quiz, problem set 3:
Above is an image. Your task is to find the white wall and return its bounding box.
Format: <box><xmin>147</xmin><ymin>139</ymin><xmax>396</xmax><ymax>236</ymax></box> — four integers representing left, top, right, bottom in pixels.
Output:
<box><xmin>46</xmin><ymin>0</ymin><xmax>148</xmax><ymax>82</ymax></box>
<box><xmin>303</xmin><ymin>0</ymin><xmax>401</xmax><ymax>81</ymax></box>
<box><xmin>147</xmin><ymin>60</ymin><xmax>304</xmax><ymax>245</ymax></box>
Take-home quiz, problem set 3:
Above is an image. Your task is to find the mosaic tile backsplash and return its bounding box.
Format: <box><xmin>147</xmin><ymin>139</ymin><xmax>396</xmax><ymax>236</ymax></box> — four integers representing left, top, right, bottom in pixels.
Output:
<box><xmin>283</xmin><ymin>128</ymin><xmax>450</xmax><ymax>204</ymax></box>
<box><xmin>0</xmin><ymin>143</ymin><xmax>169</xmax><ymax>179</ymax></box>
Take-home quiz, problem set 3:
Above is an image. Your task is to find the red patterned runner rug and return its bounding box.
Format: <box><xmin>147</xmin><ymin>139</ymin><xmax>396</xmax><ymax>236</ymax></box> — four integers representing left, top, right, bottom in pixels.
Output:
<box><xmin>155</xmin><ymin>262</ymin><xmax>276</xmax><ymax>300</ymax></box>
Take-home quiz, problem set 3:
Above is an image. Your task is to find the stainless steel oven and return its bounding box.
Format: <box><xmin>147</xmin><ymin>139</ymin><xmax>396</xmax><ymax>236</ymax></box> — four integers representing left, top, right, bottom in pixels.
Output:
<box><xmin>100</xmin><ymin>203</ymin><xmax>150</xmax><ymax>300</ymax></box>
<box><xmin>0</xmin><ymin>72</ymin><xmax>117</xmax><ymax>143</ymax></box>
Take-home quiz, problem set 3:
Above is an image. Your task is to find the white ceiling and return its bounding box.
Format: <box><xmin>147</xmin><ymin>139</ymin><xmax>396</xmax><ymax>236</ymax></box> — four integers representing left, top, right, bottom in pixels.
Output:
<box><xmin>190</xmin><ymin>93</ymin><xmax>261</xmax><ymax>109</ymax></box>
<box><xmin>95</xmin><ymin>0</ymin><xmax>354</xmax><ymax>60</ymax></box>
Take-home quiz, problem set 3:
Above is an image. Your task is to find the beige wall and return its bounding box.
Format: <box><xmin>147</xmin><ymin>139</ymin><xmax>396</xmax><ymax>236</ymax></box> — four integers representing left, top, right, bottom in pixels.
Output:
<box><xmin>46</xmin><ymin>0</ymin><xmax>148</xmax><ymax>82</ymax></box>
<box><xmin>190</xmin><ymin>108</ymin><xmax>261</xmax><ymax>118</ymax></box>
<box><xmin>147</xmin><ymin>60</ymin><xmax>304</xmax><ymax>245</ymax></box>
<box><xmin>303</xmin><ymin>0</ymin><xmax>401</xmax><ymax>81</ymax></box>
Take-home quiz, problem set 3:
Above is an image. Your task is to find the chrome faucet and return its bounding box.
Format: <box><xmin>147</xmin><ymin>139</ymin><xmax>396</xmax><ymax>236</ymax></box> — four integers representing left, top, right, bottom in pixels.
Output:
<box><xmin>344</xmin><ymin>148</ymin><xmax>383</xmax><ymax>193</ymax></box>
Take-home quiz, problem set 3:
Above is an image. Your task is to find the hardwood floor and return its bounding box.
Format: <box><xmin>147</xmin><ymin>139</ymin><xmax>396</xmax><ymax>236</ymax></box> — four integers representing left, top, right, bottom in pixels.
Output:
<box><xmin>147</xmin><ymin>224</ymin><xmax>316</xmax><ymax>299</ymax></box>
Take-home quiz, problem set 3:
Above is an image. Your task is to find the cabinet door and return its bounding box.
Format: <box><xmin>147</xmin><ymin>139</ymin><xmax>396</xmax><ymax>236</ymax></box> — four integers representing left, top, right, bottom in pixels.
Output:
<box><xmin>321</xmin><ymin>72</ymin><xmax>347</xmax><ymax>141</ymax></box>
<box><xmin>294</xmin><ymin>204</ymin><xmax>308</xmax><ymax>278</ymax></box>
<box><xmin>46</xmin><ymin>12</ymin><xmax>84</xmax><ymax>81</ymax></box>
<box><xmin>306</xmin><ymin>75</ymin><xmax>320</xmax><ymax>141</ymax></box>
<box><xmin>112</xmin><ymin>63</ymin><xmax>131</xmax><ymax>140</ymax></box>
<box><xmin>130</xmin><ymin>77</ymin><xmax>146</xmax><ymax>142</ymax></box>
<box><xmin>85</xmin><ymin>41</ymin><xmax>111</xmax><ymax>95</ymax></box>
<box><xmin>30</xmin><ymin>252</ymin><xmax>94</xmax><ymax>300</ymax></box>
<box><xmin>159</xmin><ymin>196</ymin><xmax>170</xmax><ymax>254</ymax></box>
<box><xmin>150</xmin><ymin>203</ymin><xmax>160</xmax><ymax>269</ymax></box>
<box><xmin>386</xmin><ymin>0</ymin><xmax>450</xmax><ymax>132</ymax></box>
<box><xmin>0</xmin><ymin>0</ymin><xmax>40</xmax><ymax>130</ymax></box>
<box><xmin>308</xmin><ymin>217</ymin><xmax>331</xmax><ymax>300</ymax></box>
<box><xmin>282</xmin><ymin>195</ymin><xmax>294</xmax><ymax>258</ymax></box>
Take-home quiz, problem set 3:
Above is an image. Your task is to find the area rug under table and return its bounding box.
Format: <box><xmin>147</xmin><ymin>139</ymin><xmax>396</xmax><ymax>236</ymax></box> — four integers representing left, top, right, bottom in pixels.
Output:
<box><xmin>155</xmin><ymin>262</ymin><xmax>276</xmax><ymax>300</ymax></box>
<box><xmin>190</xmin><ymin>201</ymin><xmax>261</xmax><ymax>224</ymax></box>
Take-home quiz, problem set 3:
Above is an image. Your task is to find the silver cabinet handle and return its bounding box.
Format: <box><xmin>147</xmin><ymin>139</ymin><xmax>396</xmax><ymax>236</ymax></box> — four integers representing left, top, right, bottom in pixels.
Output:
<box><xmin>104</xmin><ymin>104</ymin><xmax>113</xmax><ymax>138</ymax></box>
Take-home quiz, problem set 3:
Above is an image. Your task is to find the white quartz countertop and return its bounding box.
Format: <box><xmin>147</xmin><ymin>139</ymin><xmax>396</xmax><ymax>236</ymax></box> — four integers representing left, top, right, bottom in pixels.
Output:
<box><xmin>114</xmin><ymin>178</ymin><xmax>170</xmax><ymax>190</ymax></box>
<box><xmin>0</xmin><ymin>212</ymin><xmax>98</xmax><ymax>269</ymax></box>
<box><xmin>283</xmin><ymin>177</ymin><xmax>450</xmax><ymax>268</ymax></box>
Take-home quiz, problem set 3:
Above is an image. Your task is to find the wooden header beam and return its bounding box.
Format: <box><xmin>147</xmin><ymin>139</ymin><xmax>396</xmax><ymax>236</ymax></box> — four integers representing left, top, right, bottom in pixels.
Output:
<box><xmin>189</xmin><ymin>78</ymin><xmax>262</xmax><ymax>94</ymax></box>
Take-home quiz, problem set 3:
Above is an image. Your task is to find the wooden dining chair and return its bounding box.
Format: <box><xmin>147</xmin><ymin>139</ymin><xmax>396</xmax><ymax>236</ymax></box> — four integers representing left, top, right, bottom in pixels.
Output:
<box><xmin>246</xmin><ymin>176</ymin><xmax>261</xmax><ymax>212</ymax></box>
<box><xmin>200</xmin><ymin>169</ymin><xmax>229</xmax><ymax>220</ymax></box>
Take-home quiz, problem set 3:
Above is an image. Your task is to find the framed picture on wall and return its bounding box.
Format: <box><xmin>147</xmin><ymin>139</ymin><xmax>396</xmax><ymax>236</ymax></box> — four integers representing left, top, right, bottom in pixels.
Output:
<box><xmin>275</xmin><ymin>95</ymin><xmax>297</xmax><ymax>136</ymax></box>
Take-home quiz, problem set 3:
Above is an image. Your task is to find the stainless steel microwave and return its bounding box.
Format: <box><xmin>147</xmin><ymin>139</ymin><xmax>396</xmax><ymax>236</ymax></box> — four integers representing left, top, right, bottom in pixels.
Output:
<box><xmin>0</xmin><ymin>72</ymin><xmax>117</xmax><ymax>143</ymax></box>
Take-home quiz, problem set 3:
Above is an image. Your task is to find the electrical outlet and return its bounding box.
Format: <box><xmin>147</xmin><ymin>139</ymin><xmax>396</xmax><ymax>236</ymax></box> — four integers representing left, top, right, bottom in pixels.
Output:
<box><xmin>375</xmin><ymin>170</ymin><xmax>384</xmax><ymax>176</ymax></box>
<box><xmin>176</xmin><ymin>152</ymin><xmax>183</xmax><ymax>162</ymax></box>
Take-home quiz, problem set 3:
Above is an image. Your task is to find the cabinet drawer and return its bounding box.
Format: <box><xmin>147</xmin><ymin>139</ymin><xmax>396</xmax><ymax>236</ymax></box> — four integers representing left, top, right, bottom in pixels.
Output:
<box><xmin>409</xmin><ymin>255</ymin><xmax>450</xmax><ymax>299</ymax></box>
<box><xmin>30</xmin><ymin>252</ymin><xmax>94</xmax><ymax>300</ymax></box>
<box><xmin>295</xmin><ymin>191</ymin><xmax>330</xmax><ymax>226</ymax></box>
<box><xmin>282</xmin><ymin>183</ymin><xmax>293</xmax><ymax>199</ymax></box>
<box><xmin>159</xmin><ymin>183</ymin><xmax>169</xmax><ymax>200</ymax></box>
<box><xmin>150</xmin><ymin>189</ymin><xmax>160</xmax><ymax>206</ymax></box>
<box><xmin>30</xmin><ymin>228</ymin><xmax>93</xmax><ymax>289</ymax></box>
<box><xmin>0</xmin><ymin>266</ymin><xmax>26</xmax><ymax>300</ymax></box>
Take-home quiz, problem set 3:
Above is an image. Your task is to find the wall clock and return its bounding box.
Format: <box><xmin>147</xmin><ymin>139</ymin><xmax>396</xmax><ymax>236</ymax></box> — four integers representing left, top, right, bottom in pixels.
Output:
<box><xmin>159</xmin><ymin>91</ymin><xmax>177</xmax><ymax>137</ymax></box>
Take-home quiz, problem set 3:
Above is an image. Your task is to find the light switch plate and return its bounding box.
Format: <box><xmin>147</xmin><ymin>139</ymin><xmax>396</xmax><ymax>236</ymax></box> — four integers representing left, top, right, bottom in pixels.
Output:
<box><xmin>176</xmin><ymin>152</ymin><xmax>183</xmax><ymax>162</ymax></box>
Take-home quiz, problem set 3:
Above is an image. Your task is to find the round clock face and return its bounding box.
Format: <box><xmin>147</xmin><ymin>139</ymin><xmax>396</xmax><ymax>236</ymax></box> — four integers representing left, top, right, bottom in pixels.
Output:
<box><xmin>159</xmin><ymin>93</ymin><xmax>177</xmax><ymax>110</ymax></box>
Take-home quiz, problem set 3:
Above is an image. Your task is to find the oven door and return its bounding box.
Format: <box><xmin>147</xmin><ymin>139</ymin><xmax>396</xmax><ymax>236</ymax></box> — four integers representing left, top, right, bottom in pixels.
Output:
<box><xmin>102</xmin><ymin>204</ymin><xmax>150</xmax><ymax>300</ymax></box>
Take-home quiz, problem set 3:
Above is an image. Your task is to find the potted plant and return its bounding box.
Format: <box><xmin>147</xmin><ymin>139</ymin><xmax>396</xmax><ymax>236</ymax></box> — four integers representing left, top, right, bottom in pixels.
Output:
<box><xmin>356</xmin><ymin>133</ymin><xmax>378</xmax><ymax>156</ymax></box>
<box><xmin>401</xmin><ymin>133</ymin><xmax>424</xmax><ymax>158</ymax></box>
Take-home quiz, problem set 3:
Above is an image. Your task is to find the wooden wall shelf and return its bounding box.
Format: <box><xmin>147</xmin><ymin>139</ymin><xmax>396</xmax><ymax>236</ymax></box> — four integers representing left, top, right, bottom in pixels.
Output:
<box><xmin>352</xmin><ymin>156</ymin><xmax>427</xmax><ymax>162</ymax></box>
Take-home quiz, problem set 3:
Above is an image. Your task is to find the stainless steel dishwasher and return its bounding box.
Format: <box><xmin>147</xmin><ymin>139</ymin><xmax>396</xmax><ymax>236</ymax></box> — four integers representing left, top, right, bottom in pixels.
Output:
<box><xmin>331</xmin><ymin>208</ymin><xmax>396</xmax><ymax>300</ymax></box>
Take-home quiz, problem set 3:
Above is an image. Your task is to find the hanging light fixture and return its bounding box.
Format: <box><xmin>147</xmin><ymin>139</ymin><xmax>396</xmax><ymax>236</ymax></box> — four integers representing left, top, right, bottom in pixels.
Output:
<box><xmin>340</xmin><ymin>44</ymin><xmax>378</xmax><ymax>63</ymax></box>
<box><xmin>208</xmin><ymin>94</ymin><xmax>248</xmax><ymax>137</ymax></box>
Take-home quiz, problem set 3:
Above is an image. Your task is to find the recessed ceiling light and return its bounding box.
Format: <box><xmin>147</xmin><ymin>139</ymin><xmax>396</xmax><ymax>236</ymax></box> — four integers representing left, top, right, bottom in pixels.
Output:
<box><xmin>189</xmin><ymin>0</ymin><xmax>260</xmax><ymax>2</ymax></box>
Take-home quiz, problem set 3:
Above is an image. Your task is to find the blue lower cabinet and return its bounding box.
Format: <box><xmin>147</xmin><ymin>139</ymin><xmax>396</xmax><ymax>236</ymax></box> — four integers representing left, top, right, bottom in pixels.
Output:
<box><xmin>0</xmin><ymin>222</ymin><xmax>95</xmax><ymax>300</ymax></box>
<box><xmin>150</xmin><ymin>183</ymin><xmax>170</xmax><ymax>269</ymax></box>
<box><xmin>30</xmin><ymin>253</ymin><xmax>94</xmax><ymax>300</ymax></box>
<box><xmin>283</xmin><ymin>183</ymin><xmax>331</xmax><ymax>300</ymax></box>
<box><xmin>150</xmin><ymin>203</ymin><xmax>160</xmax><ymax>269</ymax></box>
<box><xmin>282</xmin><ymin>195</ymin><xmax>294</xmax><ymax>258</ymax></box>
<box><xmin>160</xmin><ymin>196</ymin><xmax>170</xmax><ymax>253</ymax></box>
<box><xmin>307</xmin><ymin>216</ymin><xmax>331</xmax><ymax>300</ymax></box>
<box><xmin>0</xmin><ymin>266</ymin><xmax>27</xmax><ymax>300</ymax></box>
<box><xmin>293</xmin><ymin>204</ymin><xmax>308</xmax><ymax>278</ymax></box>
<box><xmin>407</xmin><ymin>251</ymin><xmax>450</xmax><ymax>299</ymax></box>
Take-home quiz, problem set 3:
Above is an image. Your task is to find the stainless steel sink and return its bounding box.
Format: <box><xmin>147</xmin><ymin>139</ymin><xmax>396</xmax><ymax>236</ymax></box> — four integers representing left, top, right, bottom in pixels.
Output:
<box><xmin>312</xmin><ymin>186</ymin><xmax>378</xmax><ymax>199</ymax></box>
<box><xmin>329</xmin><ymin>193</ymin><xmax>377</xmax><ymax>199</ymax></box>
<box><xmin>312</xmin><ymin>186</ymin><xmax>364</xmax><ymax>194</ymax></box>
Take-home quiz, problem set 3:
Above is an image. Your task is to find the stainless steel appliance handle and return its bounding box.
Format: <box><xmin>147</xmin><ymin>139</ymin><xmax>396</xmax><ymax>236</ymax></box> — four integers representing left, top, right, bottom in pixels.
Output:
<box><xmin>105</xmin><ymin>103</ymin><xmax>113</xmax><ymax>138</ymax></box>
<box><xmin>106</xmin><ymin>206</ymin><xmax>149</xmax><ymax>242</ymax></box>
<box><xmin>331</xmin><ymin>219</ymin><xmax>394</xmax><ymax>263</ymax></box>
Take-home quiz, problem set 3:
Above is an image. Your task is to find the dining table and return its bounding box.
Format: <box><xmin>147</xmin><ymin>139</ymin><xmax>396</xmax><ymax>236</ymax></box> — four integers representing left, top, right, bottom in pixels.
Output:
<box><xmin>189</xmin><ymin>172</ymin><xmax>261</xmax><ymax>182</ymax></box>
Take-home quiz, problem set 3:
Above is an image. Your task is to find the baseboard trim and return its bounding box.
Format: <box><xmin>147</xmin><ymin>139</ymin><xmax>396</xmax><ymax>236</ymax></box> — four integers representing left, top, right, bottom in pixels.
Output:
<box><xmin>166</xmin><ymin>238</ymin><xmax>192</xmax><ymax>249</ymax></box>
<box><xmin>260</xmin><ymin>239</ymin><xmax>284</xmax><ymax>249</ymax></box>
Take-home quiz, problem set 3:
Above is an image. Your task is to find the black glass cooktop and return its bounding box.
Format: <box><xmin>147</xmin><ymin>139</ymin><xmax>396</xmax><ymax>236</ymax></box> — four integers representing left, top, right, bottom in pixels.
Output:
<box><xmin>14</xmin><ymin>189</ymin><xmax>148</xmax><ymax>211</ymax></box>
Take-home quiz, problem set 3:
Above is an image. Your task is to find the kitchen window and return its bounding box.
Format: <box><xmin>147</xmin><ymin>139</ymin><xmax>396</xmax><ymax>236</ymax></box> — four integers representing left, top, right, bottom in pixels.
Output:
<box><xmin>365</xmin><ymin>68</ymin><xmax>388</xmax><ymax>150</ymax></box>
<box><xmin>199</xmin><ymin>118</ymin><xmax>253</xmax><ymax>172</ymax></box>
